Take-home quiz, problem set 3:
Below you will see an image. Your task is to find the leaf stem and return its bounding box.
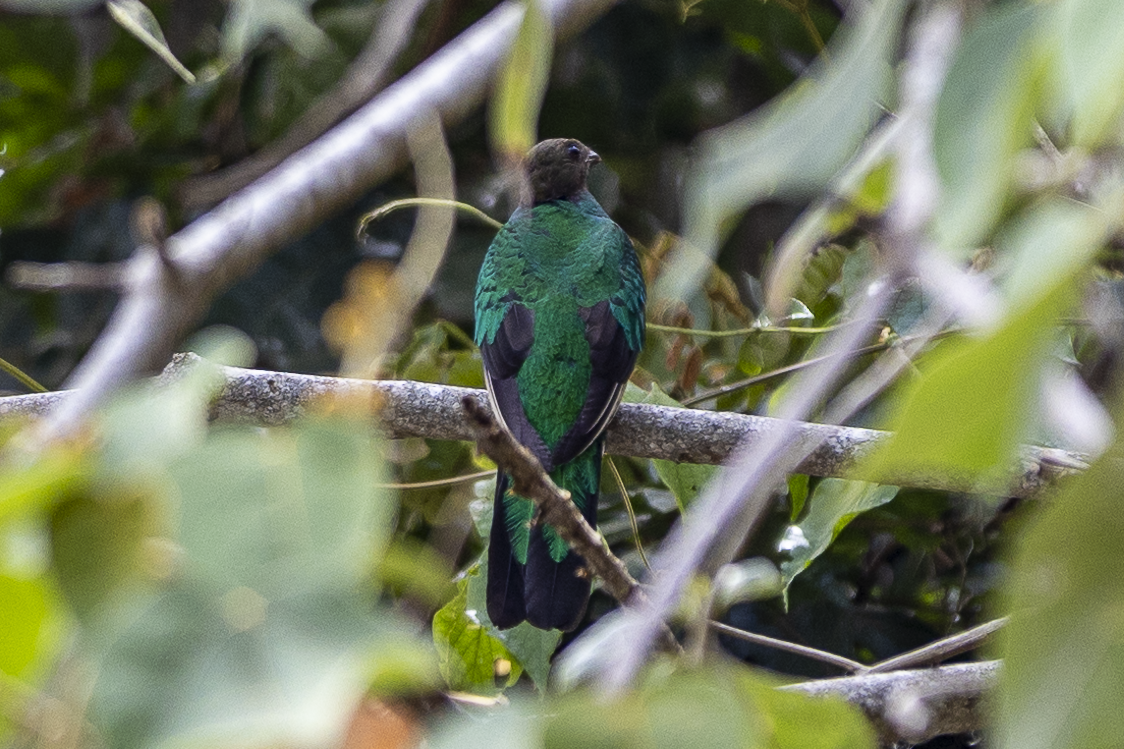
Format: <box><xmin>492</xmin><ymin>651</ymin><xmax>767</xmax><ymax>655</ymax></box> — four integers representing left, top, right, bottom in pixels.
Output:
<box><xmin>0</xmin><ymin>357</ymin><xmax>47</xmax><ymax>393</ymax></box>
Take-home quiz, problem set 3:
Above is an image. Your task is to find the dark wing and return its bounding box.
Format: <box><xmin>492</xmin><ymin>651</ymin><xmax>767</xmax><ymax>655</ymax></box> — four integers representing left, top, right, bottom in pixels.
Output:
<box><xmin>479</xmin><ymin>297</ymin><xmax>553</xmax><ymax>470</ymax></box>
<box><xmin>548</xmin><ymin>298</ymin><xmax>640</xmax><ymax>467</ymax></box>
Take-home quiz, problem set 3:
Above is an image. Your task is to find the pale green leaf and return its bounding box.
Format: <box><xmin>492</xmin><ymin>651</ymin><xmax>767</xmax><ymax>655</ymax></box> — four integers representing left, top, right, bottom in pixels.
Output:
<box><xmin>432</xmin><ymin>567</ymin><xmax>522</xmax><ymax>694</ymax></box>
<box><xmin>931</xmin><ymin>3</ymin><xmax>1040</xmax><ymax>254</ymax></box>
<box><xmin>1050</xmin><ymin>0</ymin><xmax>1124</xmax><ymax>146</ymax></box>
<box><xmin>490</xmin><ymin>0</ymin><xmax>553</xmax><ymax>158</ymax></box>
<box><xmin>624</xmin><ymin>382</ymin><xmax>716</xmax><ymax>510</ymax></box>
<box><xmin>223</xmin><ymin>0</ymin><xmax>330</xmax><ymax>62</ymax></box>
<box><xmin>106</xmin><ymin>0</ymin><xmax>196</xmax><ymax>83</ymax></box>
<box><xmin>779</xmin><ymin>478</ymin><xmax>898</xmax><ymax>599</ymax></box>
<box><xmin>995</xmin><ymin>431</ymin><xmax>1124</xmax><ymax>749</ymax></box>
<box><xmin>866</xmin><ymin>199</ymin><xmax>1108</xmax><ymax>485</ymax></box>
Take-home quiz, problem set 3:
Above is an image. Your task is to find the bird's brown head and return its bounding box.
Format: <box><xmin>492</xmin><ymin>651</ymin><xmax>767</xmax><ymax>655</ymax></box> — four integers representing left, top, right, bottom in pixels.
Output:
<box><xmin>523</xmin><ymin>138</ymin><xmax>601</xmax><ymax>205</ymax></box>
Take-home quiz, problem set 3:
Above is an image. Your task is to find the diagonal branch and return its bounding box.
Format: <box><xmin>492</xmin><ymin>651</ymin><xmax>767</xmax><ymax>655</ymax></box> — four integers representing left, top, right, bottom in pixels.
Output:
<box><xmin>460</xmin><ymin>396</ymin><xmax>640</xmax><ymax>605</ymax></box>
<box><xmin>27</xmin><ymin>0</ymin><xmax>625</xmax><ymax>445</ymax></box>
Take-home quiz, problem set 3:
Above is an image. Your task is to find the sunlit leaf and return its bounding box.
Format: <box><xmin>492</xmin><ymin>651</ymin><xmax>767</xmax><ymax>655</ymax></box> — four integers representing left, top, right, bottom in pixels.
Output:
<box><xmin>106</xmin><ymin>0</ymin><xmax>196</xmax><ymax>83</ymax></box>
<box><xmin>931</xmin><ymin>2</ymin><xmax>1040</xmax><ymax>254</ymax></box>
<box><xmin>779</xmin><ymin>478</ymin><xmax>899</xmax><ymax>601</ymax></box>
<box><xmin>466</xmin><ymin>558</ymin><xmax>561</xmax><ymax>690</ymax></box>
<box><xmin>490</xmin><ymin>0</ymin><xmax>552</xmax><ymax>160</ymax></box>
<box><xmin>432</xmin><ymin>566</ymin><xmax>522</xmax><ymax>694</ymax></box>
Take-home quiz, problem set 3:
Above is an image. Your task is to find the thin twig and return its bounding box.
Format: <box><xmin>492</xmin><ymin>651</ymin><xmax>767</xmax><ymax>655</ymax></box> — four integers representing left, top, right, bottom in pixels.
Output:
<box><xmin>607</xmin><ymin>456</ymin><xmax>651</xmax><ymax>570</ymax></box>
<box><xmin>709</xmin><ymin>621</ymin><xmax>868</xmax><ymax>673</ymax></box>
<box><xmin>0</xmin><ymin>358</ymin><xmax>47</xmax><ymax>394</ymax></box>
<box><xmin>866</xmin><ymin>617</ymin><xmax>1007</xmax><ymax>674</ymax></box>
<box><xmin>376</xmin><ymin>469</ymin><xmax>494</xmax><ymax>490</ymax></box>
<box><xmin>357</xmin><ymin>198</ymin><xmax>504</xmax><ymax>239</ymax></box>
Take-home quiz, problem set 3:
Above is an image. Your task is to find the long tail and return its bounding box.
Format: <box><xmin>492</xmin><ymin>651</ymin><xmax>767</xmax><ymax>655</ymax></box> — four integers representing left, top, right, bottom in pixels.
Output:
<box><xmin>486</xmin><ymin>472</ymin><xmax>526</xmax><ymax>629</ymax></box>
<box><xmin>524</xmin><ymin>444</ymin><xmax>602</xmax><ymax>632</ymax></box>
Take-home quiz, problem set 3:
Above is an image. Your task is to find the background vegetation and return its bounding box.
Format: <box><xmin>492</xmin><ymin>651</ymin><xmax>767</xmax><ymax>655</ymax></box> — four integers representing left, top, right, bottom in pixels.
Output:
<box><xmin>2</xmin><ymin>0</ymin><xmax>1124</xmax><ymax>747</ymax></box>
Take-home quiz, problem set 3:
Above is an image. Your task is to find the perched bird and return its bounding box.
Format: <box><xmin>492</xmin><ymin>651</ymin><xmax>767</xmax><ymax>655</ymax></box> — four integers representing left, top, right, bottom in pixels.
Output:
<box><xmin>474</xmin><ymin>138</ymin><xmax>646</xmax><ymax>631</ymax></box>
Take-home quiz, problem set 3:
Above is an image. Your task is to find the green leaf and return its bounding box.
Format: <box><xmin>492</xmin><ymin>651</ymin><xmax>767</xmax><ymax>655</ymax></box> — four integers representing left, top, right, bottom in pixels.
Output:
<box><xmin>84</xmin><ymin>410</ymin><xmax>402</xmax><ymax>749</ymax></box>
<box><xmin>50</xmin><ymin>490</ymin><xmax>158</xmax><ymax>624</ymax></box>
<box><xmin>995</xmin><ymin>429</ymin><xmax>1124</xmax><ymax>749</ymax></box>
<box><xmin>1050</xmin><ymin>0</ymin><xmax>1124</xmax><ymax>146</ymax></box>
<box><xmin>0</xmin><ymin>570</ymin><xmax>64</xmax><ymax>680</ymax></box>
<box><xmin>787</xmin><ymin>474</ymin><xmax>809</xmax><ymax>522</ymax></box>
<box><xmin>544</xmin><ymin>660</ymin><xmax>875</xmax><ymax>749</ymax></box>
<box><xmin>432</xmin><ymin>566</ymin><xmax>522</xmax><ymax>694</ymax></box>
<box><xmin>779</xmin><ymin>479</ymin><xmax>898</xmax><ymax>600</ymax></box>
<box><xmin>489</xmin><ymin>0</ymin><xmax>553</xmax><ymax>159</ymax></box>
<box><xmin>625</xmin><ymin>382</ymin><xmax>716</xmax><ymax>510</ymax></box>
<box><xmin>931</xmin><ymin>3</ymin><xmax>1040</xmax><ymax>254</ymax></box>
<box><xmin>662</xmin><ymin>0</ymin><xmax>907</xmax><ymax>302</ymax></box>
<box><xmin>167</xmin><ymin>418</ymin><xmax>391</xmax><ymax>597</ymax></box>
<box><xmin>90</xmin><ymin>580</ymin><xmax>390</xmax><ymax>749</ymax></box>
<box><xmin>106</xmin><ymin>0</ymin><xmax>196</xmax><ymax>83</ymax></box>
<box><xmin>466</xmin><ymin>558</ymin><xmax>561</xmax><ymax>690</ymax></box>
<box><xmin>866</xmin><ymin>199</ymin><xmax>1108</xmax><ymax>485</ymax></box>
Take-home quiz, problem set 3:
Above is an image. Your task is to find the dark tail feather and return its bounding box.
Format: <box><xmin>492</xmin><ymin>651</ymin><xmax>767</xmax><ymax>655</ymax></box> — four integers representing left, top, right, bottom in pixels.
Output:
<box><xmin>524</xmin><ymin>537</ymin><xmax>593</xmax><ymax>631</ymax></box>
<box><xmin>486</xmin><ymin>472</ymin><xmax>526</xmax><ymax>629</ymax></box>
<box><xmin>524</xmin><ymin>449</ymin><xmax>601</xmax><ymax>632</ymax></box>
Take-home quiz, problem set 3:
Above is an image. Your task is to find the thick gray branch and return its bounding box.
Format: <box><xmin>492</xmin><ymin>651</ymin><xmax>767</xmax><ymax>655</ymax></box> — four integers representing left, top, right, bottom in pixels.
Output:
<box><xmin>783</xmin><ymin>660</ymin><xmax>998</xmax><ymax>746</ymax></box>
<box><xmin>1</xmin><ymin>355</ymin><xmax>1086</xmax><ymax>497</ymax></box>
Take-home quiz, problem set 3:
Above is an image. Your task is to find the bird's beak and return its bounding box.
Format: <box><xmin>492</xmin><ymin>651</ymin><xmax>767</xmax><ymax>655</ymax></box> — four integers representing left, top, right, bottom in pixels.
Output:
<box><xmin>587</xmin><ymin>150</ymin><xmax>601</xmax><ymax>165</ymax></box>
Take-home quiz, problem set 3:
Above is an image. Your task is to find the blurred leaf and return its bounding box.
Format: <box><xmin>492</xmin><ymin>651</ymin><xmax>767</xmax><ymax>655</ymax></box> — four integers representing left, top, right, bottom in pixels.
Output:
<box><xmin>83</xmin><ymin>406</ymin><xmax>400</xmax><ymax>749</ymax></box>
<box><xmin>0</xmin><ymin>571</ymin><xmax>63</xmax><ymax>679</ymax></box>
<box><xmin>713</xmin><ymin>558</ymin><xmax>782</xmax><ymax>613</ymax></box>
<box><xmin>1050</xmin><ymin>0</ymin><xmax>1124</xmax><ymax>146</ymax></box>
<box><xmin>91</xmin><ymin>580</ymin><xmax>389</xmax><ymax>749</ymax></box>
<box><xmin>867</xmin><ymin>199</ymin><xmax>1107</xmax><ymax>483</ymax></box>
<box><xmin>168</xmin><ymin>418</ymin><xmax>392</xmax><ymax>597</ymax></box>
<box><xmin>465</xmin><ymin>558</ymin><xmax>561</xmax><ymax>690</ymax></box>
<box><xmin>931</xmin><ymin>3</ymin><xmax>1040</xmax><ymax>254</ymax></box>
<box><xmin>779</xmin><ymin>479</ymin><xmax>899</xmax><ymax>600</ymax></box>
<box><xmin>625</xmin><ymin>382</ymin><xmax>716</xmax><ymax>510</ymax></box>
<box><xmin>995</xmin><ymin>426</ymin><xmax>1124</xmax><ymax>749</ymax></box>
<box><xmin>665</xmin><ymin>0</ymin><xmax>906</xmax><ymax>303</ymax></box>
<box><xmin>50</xmin><ymin>490</ymin><xmax>159</xmax><ymax>623</ymax></box>
<box><xmin>544</xmin><ymin>659</ymin><xmax>875</xmax><ymax>749</ymax></box>
<box><xmin>223</xmin><ymin>0</ymin><xmax>330</xmax><ymax>62</ymax></box>
<box><xmin>106</xmin><ymin>0</ymin><xmax>196</xmax><ymax>83</ymax></box>
<box><xmin>432</xmin><ymin>566</ymin><xmax>521</xmax><ymax>694</ymax></box>
<box><xmin>490</xmin><ymin>0</ymin><xmax>553</xmax><ymax>159</ymax></box>
<box><xmin>0</xmin><ymin>450</ymin><xmax>86</xmax><ymax>526</ymax></box>
<box><xmin>792</xmin><ymin>244</ymin><xmax>847</xmax><ymax>310</ymax></box>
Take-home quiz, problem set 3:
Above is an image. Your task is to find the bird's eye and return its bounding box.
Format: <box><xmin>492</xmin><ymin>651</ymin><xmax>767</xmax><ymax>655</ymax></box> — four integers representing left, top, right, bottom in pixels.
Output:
<box><xmin>566</xmin><ymin>144</ymin><xmax>582</xmax><ymax>160</ymax></box>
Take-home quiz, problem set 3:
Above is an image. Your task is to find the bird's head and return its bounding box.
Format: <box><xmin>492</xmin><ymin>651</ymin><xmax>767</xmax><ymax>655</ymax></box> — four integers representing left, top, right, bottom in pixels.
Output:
<box><xmin>523</xmin><ymin>138</ymin><xmax>601</xmax><ymax>205</ymax></box>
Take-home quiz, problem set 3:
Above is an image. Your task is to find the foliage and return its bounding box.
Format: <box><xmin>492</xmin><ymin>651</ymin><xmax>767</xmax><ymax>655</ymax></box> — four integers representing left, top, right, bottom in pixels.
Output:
<box><xmin>4</xmin><ymin>0</ymin><xmax>1124</xmax><ymax>746</ymax></box>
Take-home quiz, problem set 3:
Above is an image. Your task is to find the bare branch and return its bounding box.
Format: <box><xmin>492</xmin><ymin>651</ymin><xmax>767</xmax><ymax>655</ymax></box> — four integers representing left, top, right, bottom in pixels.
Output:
<box><xmin>460</xmin><ymin>396</ymin><xmax>641</xmax><ymax>606</ymax></box>
<box><xmin>0</xmin><ymin>356</ymin><xmax>1086</xmax><ymax>498</ymax></box>
<box><xmin>709</xmin><ymin>621</ymin><xmax>869</xmax><ymax>673</ymax></box>
<box><xmin>783</xmin><ymin>661</ymin><xmax>998</xmax><ymax>746</ymax></box>
<box><xmin>866</xmin><ymin>617</ymin><xmax>1007</xmax><ymax>674</ymax></box>
<box><xmin>6</xmin><ymin>261</ymin><xmax>128</xmax><ymax>292</ymax></box>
